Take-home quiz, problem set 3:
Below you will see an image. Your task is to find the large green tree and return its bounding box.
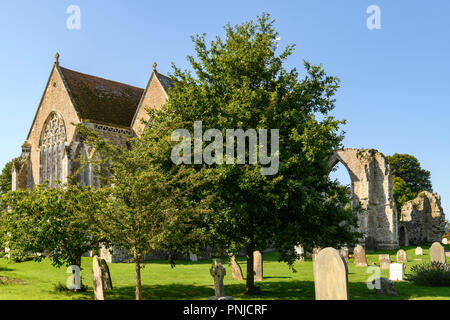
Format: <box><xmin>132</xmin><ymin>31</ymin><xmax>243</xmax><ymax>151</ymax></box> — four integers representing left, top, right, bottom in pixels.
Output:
<box><xmin>149</xmin><ymin>13</ymin><xmax>359</xmax><ymax>294</ymax></box>
<box><xmin>387</xmin><ymin>153</ymin><xmax>432</xmax><ymax>212</ymax></box>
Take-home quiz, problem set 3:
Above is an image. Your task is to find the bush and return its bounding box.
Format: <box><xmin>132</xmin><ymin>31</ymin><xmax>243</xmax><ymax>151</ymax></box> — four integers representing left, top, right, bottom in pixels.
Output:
<box><xmin>53</xmin><ymin>282</ymin><xmax>88</xmax><ymax>293</ymax></box>
<box><xmin>406</xmin><ymin>262</ymin><xmax>450</xmax><ymax>286</ymax></box>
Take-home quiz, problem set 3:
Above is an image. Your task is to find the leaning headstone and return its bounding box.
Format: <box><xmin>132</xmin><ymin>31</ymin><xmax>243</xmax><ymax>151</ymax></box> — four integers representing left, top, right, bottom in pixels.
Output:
<box><xmin>378</xmin><ymin>254</ymin><xmax>391</xmax><ymax>269</ymax></box>
<box><xmin>253</xmin><ymin>251</ymin><xmax>263</xmax><ymax>281</ymax></box>
<box><xmin>313</xmin><ymin>247</ymin><xmax>348</xmax><ymax>300</ymax></box>
<box><xmin>340</xmin><ymin>247</ymin><xmax>349</xmax><ymax>260</ymax></box>
<box><xmin>372</xmin><ymin>277</ymin><xmax>398</xmax><ymax>296</ymax></box>
<box><xmin>99</xmin><ymin>258</ymin><xmax>113</xmax><ymax>291</ymax></box>
<box><xmin>229</xmin><ymin>254</ymin><xmax>244</xmax><ymax>281</ymax></box>
<box><xmin>92</xmin><ymin>255</ymin><xmax>105</xmax><ymax>300</ymax></box>
<box><xmin>415</xmin><ymin>247</ymin><xmax>423</xmax><ymax>256</ymax></box>
<box><xmin>209</xmin><ymin>259</ymin><xmax>233</xmax><ymax>300</ymax></box>
<box><xmin>396</xmin><ymin>249</ymin><xmax>408</xmax><ymax>263</ymax></box>
<box><xmin>442</xmin><ymin>238</ymin><xmax>448</xmax><ymax>245</ymax></box>
<box><xmin>353</xmin><ymin>245</ymin><xmax>368</xmax><ymax>267</ymax></box>
<box><xmin>294</xmin><ymin>245</ymin><xmax>304</xmax><ymax>261</ymax></box>
<box><xmin>389</xmin><ymin>263</ymin><xmax>404</xmax><ymax>281</ymax></box>
<box><xmin>430</xmin><ymin>242</ymin><xmax>446</xmax><ymax>264</ymax></box>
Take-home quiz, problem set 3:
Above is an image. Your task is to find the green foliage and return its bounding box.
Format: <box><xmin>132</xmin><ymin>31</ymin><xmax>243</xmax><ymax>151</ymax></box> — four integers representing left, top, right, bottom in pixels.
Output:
<box><xmin>406</xmin><ymin>262</ymin><xmax>450</xmax><ymax>286</ymax></box>
<box><xmin>392</xmin><ymin>176</ymin><xmax>416</xmax><ymax>217</ymax></box>
<box><xmin>0</xmin><ymin>158</ymin><xmax>17</xmax><ymax>195</ymax></box>
<box><xmin>144</xmin><ymin>12</ymin><xmax>359</xmax><ymax>291</ymax></box>
<box><xmin>75</xmin><ymin>119</ymin><xmax>212</xmax><ymax>299</ymax></box>
<box><xmin>0</xmin><ymin>184</ymin><xmax>102</xmax><ymax>268</ymax></box>
<box><xmin>387</xmin><ymin>153</ymin><xmax>433</xmax><ymax>212</ymax></box>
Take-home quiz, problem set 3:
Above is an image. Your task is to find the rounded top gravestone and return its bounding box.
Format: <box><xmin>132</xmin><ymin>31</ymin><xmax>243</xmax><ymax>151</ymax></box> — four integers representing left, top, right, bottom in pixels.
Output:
<box><xmin>430</xmin><ymin>242</ymin><xmax>446</xmax><ymax>264</ymax></box>
<box><xmin>396</xmin><ymin>249</ymin><xmax>408</xmax><ymax>263</ymax></box>
<box><xmin>313</xmin><ymin>247</ymin><xmax>348</xmax><ymax>300</ymax></box>
<box><xmin>353</xmin><ymin>245</ymin><xmax>368</xmax><ymax>267</ymax></box>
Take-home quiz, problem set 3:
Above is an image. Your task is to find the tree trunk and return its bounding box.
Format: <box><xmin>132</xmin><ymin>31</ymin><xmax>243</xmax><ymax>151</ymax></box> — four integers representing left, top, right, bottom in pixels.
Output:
<box><xmin>245</xmin><ymin>244</ymin><xmax>256</xmax><ymax>294</ymax></box>
<box><xmin>71</xmin><ymin>255</ymin><xmax>83</xmax><ymax>292</ymax></box>
<box><xmin>134</xmin><ymin>252</ymin><xmax>142</xmax><ymax>300</ymax></box>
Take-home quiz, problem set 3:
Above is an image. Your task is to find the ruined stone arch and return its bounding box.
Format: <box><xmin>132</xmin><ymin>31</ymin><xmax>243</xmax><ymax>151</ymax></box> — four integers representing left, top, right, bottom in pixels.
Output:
<box><xmin>328</xmin><ymin>148</ymin><xmax>399</xmax><ymax>250</ymax></box>
<box><xmin>39</xmin><ymin>112</ymin><xmax>67</xmax><ymax>187</ymax></box>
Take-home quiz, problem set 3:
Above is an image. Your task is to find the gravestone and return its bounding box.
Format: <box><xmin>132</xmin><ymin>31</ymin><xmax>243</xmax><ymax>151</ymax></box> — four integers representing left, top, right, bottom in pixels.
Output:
<box><xmin>372</xmin><ymin>277</ymin><xmax>398</xmax><ymax>296</ymax></box>
<box><xmin>99</xmin><ymin>258</ymin><xmax>113</xmax><ymax>291</ymax></box>
<box><xmin>443</xmin><ymin>238</ymin><xmax>448</xmax><ymax>245</ymax></box>
<box><xmin>396</xmin><ymin>249</ymin><xmax>408</xmax><ymax>263</ymax></box>
<box><xmin>378</xmin><ymin>254</ymin><xmax>391</xmax><ymax>269</ymax></box>
<box><xmin>253</xmin><ymin>251</ymin><xmax>263</xmax><ymax>281</ymax></box>
<box><xmin>389</xmin><ymin>263</ymin><xmax>404</xmax><ymax>281</ymax></box>
<box><xmin>294</xmin><ymin>245</ymin><xmax>304</xmax><ymax>261</ymax></box>
<box><xmin>189</xmin><ymin>253</ymin><xmax>198</xmax><ymax>262</ymax></box>
<box><xmin>209</xmin><ymin>259</ymin><xmax>233</xmax><ymax>300</ymax></box>
<box><xmin>229</xmin><ymin>254</ymin><xmax>244</xmax><ymax>281</ymax></box>
<box><xmin>340</xmin><ymin>247</ymin><xmax>349</xmax><ymax>260</ymax></box>
<box><xmin>415</xmin><ymin>247</ymin><xmax>423</xmax><ymax>256</ymax></box>
<box><xmin>92</xmin><ymin>255</ymin><xmax>105</xmax><ymax>300</ymax></box>
<box><xmin>311</xmin><ymin>248</ymin><xmax>321</xmax><ymax>262</ymax></box>
<box><xmin>353</xmin><ymin>245</ymin><xmax>368</xmax><ymax>267</ymax></box>
<box><xmin>313</xmin><ymin>247</ymin><xmax>348</xmax><ymax>300</ymax></box>
<box><xmin>430</xmin><ymin>242</ymin><xmax>446</xmax><ymax>264</ymax></box>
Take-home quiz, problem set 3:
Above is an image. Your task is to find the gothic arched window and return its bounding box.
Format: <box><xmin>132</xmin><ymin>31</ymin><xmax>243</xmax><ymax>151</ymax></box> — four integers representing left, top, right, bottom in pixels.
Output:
<box><xmin>39</xmin><ymin>112</ymin><xmax>67</xmax><ymax>186</ymax></box>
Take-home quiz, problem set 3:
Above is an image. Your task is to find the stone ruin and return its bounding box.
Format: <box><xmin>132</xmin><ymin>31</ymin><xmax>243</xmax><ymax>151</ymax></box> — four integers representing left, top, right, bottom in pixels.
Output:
<box><xmin>329</xmin><ymin>148</ymin><xmax>399</xmax><ymax>250</ymax></box>
<box><xmin>398</xmin><ymin>191</ymin><xmax>446</xmax><ymax>246</ymax></box>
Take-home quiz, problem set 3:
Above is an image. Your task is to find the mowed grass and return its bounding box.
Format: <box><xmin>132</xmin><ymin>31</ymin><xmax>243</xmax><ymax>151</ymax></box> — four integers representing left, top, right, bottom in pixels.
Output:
<box><xmin>0</xmin><ymin>244</ymin><xmax>449</xmax><ymax>300</ymax></box>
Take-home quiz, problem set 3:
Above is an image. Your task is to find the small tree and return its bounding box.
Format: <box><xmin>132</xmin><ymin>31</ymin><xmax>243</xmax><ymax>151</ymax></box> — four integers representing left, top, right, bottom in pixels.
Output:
<box><xmin>387</xmin><ymin>153</ymin><xmax>433</xmax><ymax>212</ymax></box>
<box><xmin>75</xmin><ymin>121</ymin><xmax>211</xmax><ymax>300</ymax></box>
<box><xmin>0</xmin><ymin>158</ymin><xmax>18</xmax><ymax>195</ymax></box>
<box><xmin>0</xmin><ymin>184</ymin><xmax>102</xmax><ymax>284</ymax></box>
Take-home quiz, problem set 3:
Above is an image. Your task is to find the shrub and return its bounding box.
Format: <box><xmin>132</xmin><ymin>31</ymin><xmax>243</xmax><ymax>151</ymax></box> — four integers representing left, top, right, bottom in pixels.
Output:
<box><xmin>406</xmin><ymin>262</ymin><xmax>450</xmax><ymax>286</ymax></box>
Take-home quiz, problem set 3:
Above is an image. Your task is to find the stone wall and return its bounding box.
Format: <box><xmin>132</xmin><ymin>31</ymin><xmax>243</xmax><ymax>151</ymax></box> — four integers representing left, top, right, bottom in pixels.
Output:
<box><xmin>398</xmin><ymin>191</ymin><xmax>446</xmax><ymax>245</ymax></box>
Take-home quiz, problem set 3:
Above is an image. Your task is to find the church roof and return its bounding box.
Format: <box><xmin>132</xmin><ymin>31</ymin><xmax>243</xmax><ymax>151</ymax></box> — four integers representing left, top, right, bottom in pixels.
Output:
<box><xmin>59</xmin><ymin>67</ymin><xmax>144</xmax><ymax>127</ymax></box>
<box><xmin>154</xmin><ymin>71</ymin><xmax>173</xmax><ymax>92</ymax></box>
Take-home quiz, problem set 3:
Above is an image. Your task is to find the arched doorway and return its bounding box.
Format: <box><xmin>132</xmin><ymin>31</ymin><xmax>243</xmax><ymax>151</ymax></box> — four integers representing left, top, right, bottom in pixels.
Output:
<box><xmin>399</xmin><ymin>225</ymin><xmax>408</xmax><ymax>246</ymax></box>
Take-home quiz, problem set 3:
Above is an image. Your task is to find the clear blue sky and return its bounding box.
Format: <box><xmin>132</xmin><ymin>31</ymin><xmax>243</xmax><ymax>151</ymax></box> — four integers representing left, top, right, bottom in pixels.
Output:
<box><xmin>0</xmin><ymin>1</ymin><xmax>449</xmax><ymax>215</ymax></box>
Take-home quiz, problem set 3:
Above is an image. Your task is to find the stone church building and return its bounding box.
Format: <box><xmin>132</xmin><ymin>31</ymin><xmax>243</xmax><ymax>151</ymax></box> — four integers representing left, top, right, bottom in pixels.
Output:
<box><xmin>12</xmin><ymin>54</ymin><xmax>171</xmax><ymax>191</ymax></box>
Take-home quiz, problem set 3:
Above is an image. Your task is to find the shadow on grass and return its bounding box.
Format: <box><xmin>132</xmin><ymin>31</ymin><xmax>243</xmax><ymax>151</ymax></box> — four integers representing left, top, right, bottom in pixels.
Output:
<box><xmin>94</xmin><ymin>280</ymin><xmax>317</xmax><ymax>300</ymax></box>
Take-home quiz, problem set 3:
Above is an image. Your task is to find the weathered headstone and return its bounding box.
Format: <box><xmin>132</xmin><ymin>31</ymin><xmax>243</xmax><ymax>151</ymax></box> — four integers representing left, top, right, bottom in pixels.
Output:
<box><xmin>372</xmin><ymin>277</ymin><xmax>398</xmax><ymax>296</ymax></box>
<box><xmin>209</xmin><ymin>259</ymin><xmax>232</xmax><ymax>300</ymax></box>
<box><xmin>378</xmin><ymin>254</ymin><xmax>391</xmax><ymax>269</ymax></box>
<box><xmin>396</xmin><ymin>249</ymin><xmax>408</xmax><ymax>263</ymax></box>
<box><xmin>253</xmin><ymin>251</ymin><xmax>263</xmax><ymax>281</ymax></box>
<box><xmin>313</xmin><ymin>247</ymin><xmax>348</xmax><ymax>300</ymax></box>
<box><xmin>389</xmin><ymin>263</ymin><xmax>404</xmax><ymax>281</ymax></box>
<box><xmin>294</xmin><ymin>245</ymin><xmax>304</xmax><ymax>261</ymax></box>
<box><xmin>340</xmin><ymin>247</ymin><xmax>349</xmax><ymax>260</ymax></box>
<box><xmin>415</xmin><ymin>247</ymin><xmax>423</xmax><ymax>256</ymax></box>
<box><xmin>353</xmin><ymin>245</ymin><xmax>368</xmax><ymax>267</ymax></box>
<box><xmin>229</xmin><ymin>254</ymin><xmax>244</xmax><ymax>281</ymax></box>
<box><xmin>99</xmin><ymin>258</ymin><xmax>113</xmax><ymax>291</ymax></box>
<box><xmin>442</xmin><ymin>238</ymin><xmax>448</xmax><ymax>245</ymax></box>
<box><xmin>92</xmin><ymin>255</ymin><xmax>105</xmax><ymax>300</ymax></box>
<box><xmin>430</xmin><ymin>242</ymin><xmax>446</xmax><ymax>264</ymax></box>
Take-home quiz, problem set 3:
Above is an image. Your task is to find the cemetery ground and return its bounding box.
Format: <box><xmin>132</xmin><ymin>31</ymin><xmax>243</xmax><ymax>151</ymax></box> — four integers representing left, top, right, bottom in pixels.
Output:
<box><xmin>0</xmin><ymin>245</ymin><xmax>449</xmax><ymax>300</ymax></box>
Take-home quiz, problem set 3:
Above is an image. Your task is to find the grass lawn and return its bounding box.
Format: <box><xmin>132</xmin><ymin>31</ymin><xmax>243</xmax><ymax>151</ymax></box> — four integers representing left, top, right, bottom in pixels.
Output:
<box><xmin>0</xmin><ymin>244</ymin><xmax>449</xmax><ymax>300</ymax></box>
